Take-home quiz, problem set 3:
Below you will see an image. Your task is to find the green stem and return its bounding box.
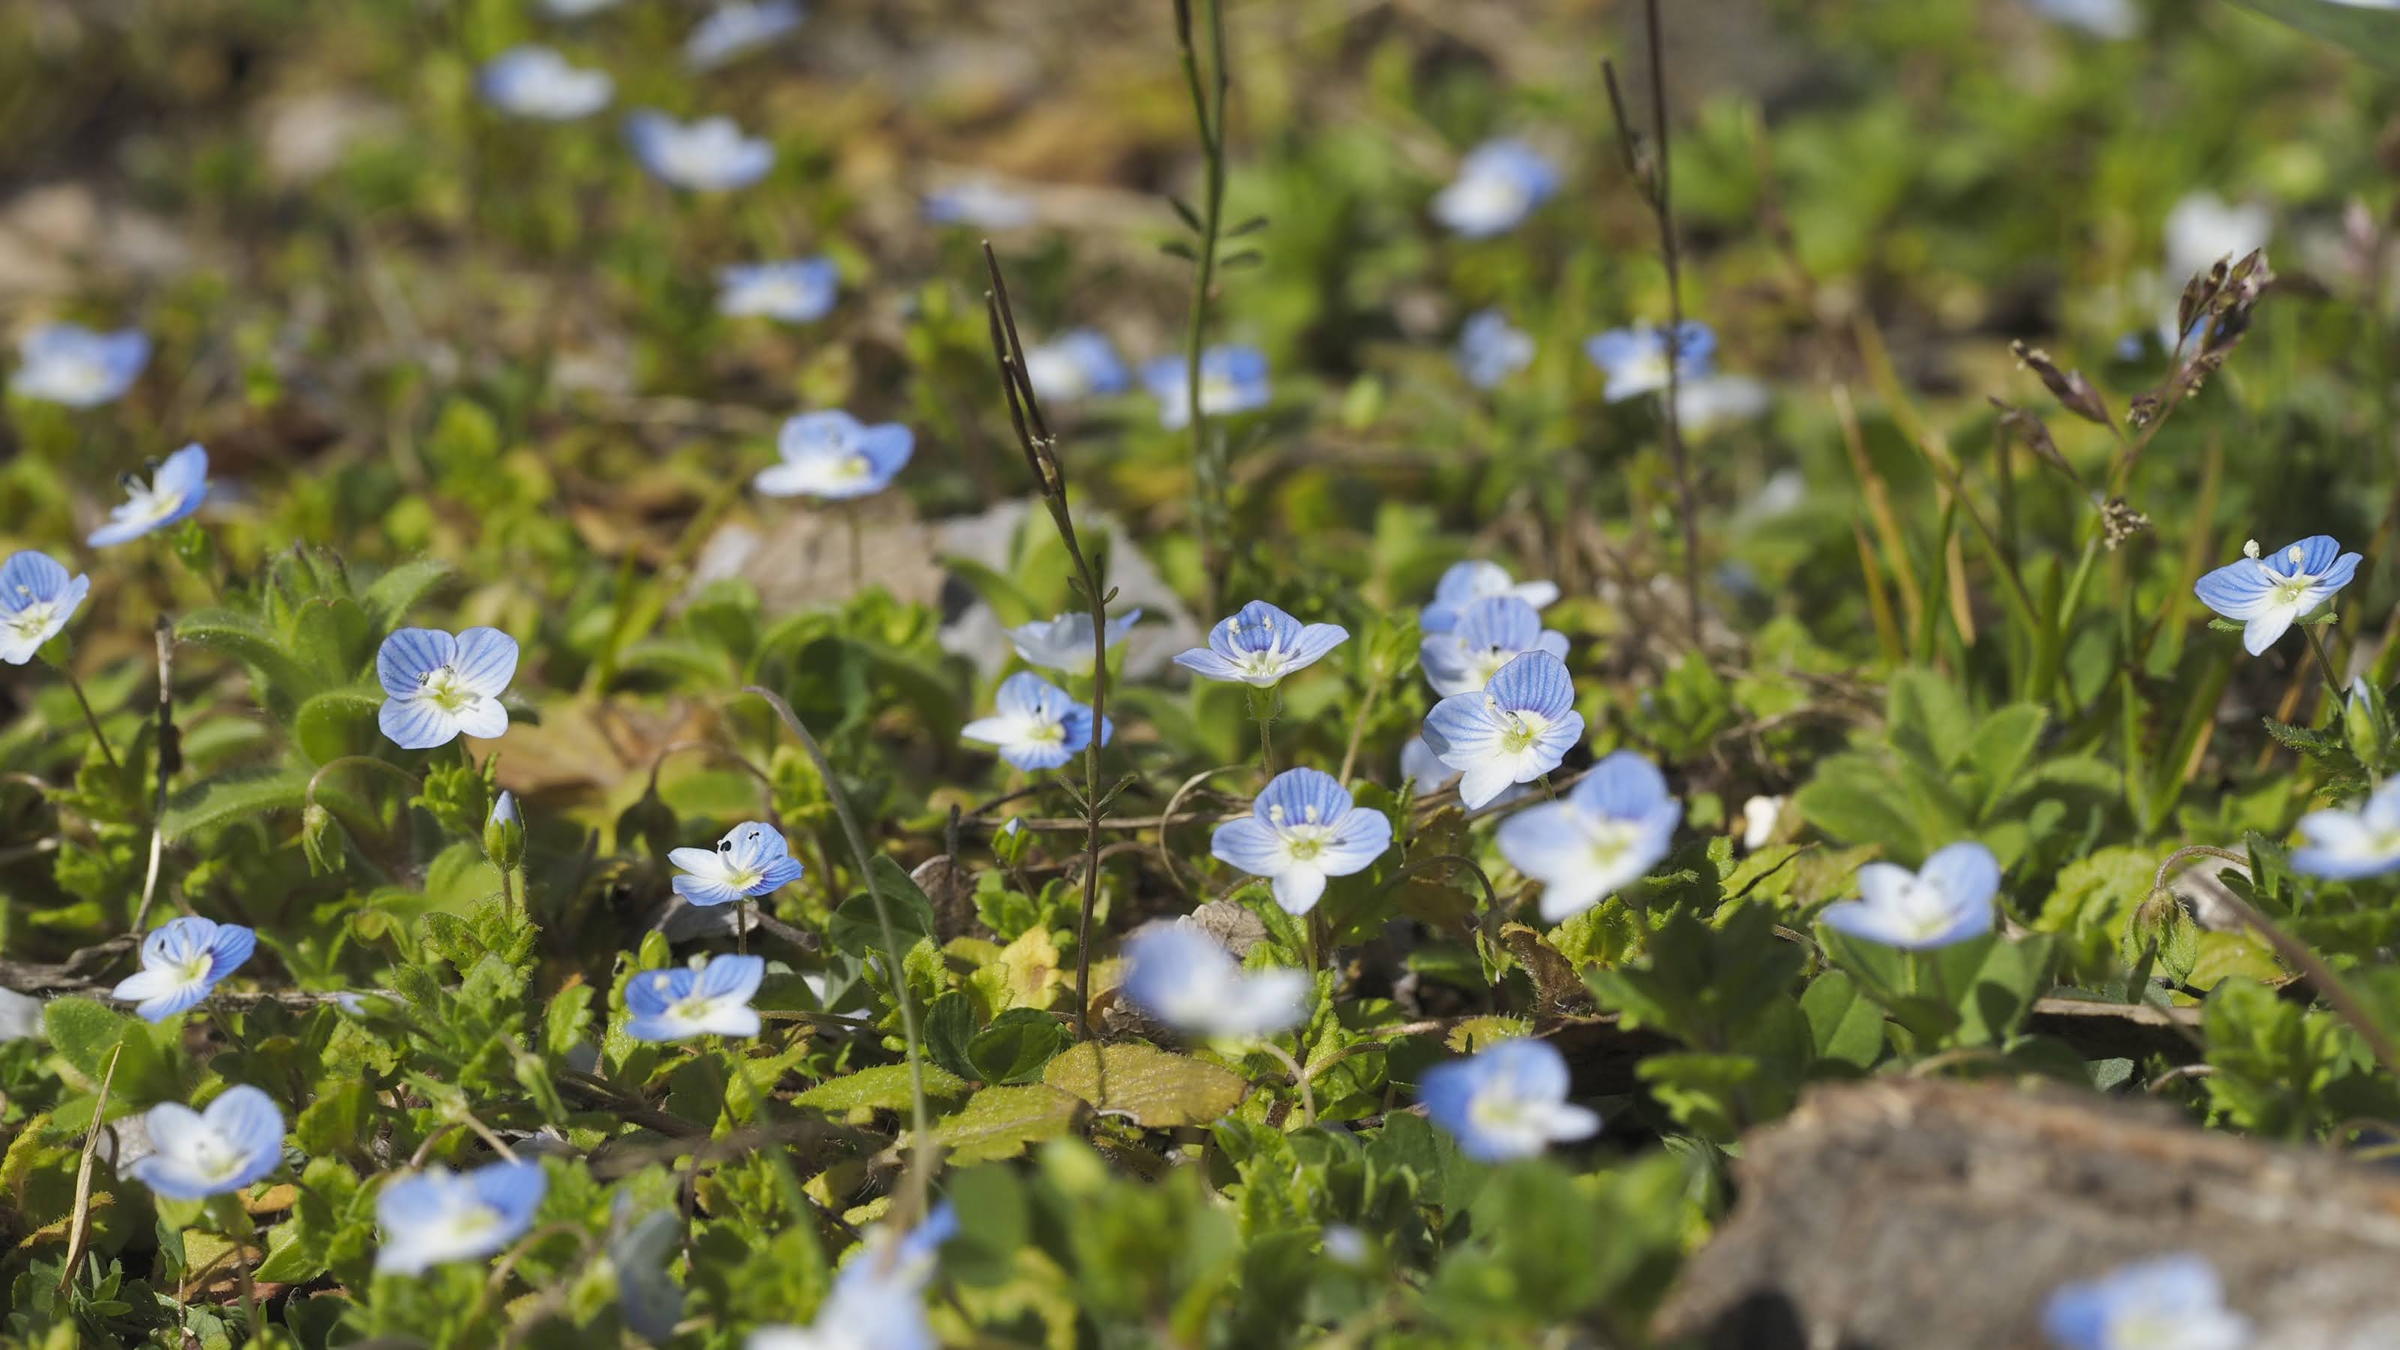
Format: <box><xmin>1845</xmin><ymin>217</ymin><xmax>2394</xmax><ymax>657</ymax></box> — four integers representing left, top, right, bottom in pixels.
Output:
<box><xmin>1175</xmin><ymin>0</ymin><xmax>1232</xmax><ymax>617</ymax></box>
<box><xmin>51</xmin><ymin>661</ymin><xmax>118</xmax><ymax>772</ymax></box>
<box><xmin>741</xmin><ymin>687</ymin><xmax>932</xmax><ymax>1226</ymax></box>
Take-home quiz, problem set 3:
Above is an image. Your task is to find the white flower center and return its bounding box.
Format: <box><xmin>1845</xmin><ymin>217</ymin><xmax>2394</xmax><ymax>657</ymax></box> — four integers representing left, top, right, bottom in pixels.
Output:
<box><xmin>1496</xmin><ymin>709</ymin><xmax>1550</xmax><ymax>754</ymax></box>
<box><xmin>6</xmin><ymin>602</ymin><xmax>56</xmax><ymax>641</ymax></box>
<box><xmin>184</xmin><ymin>1128</ymin><xmax>247</xmax><ymax>1183</ymax></box>
<box><xmin>1586</xmin><ymin>820</ymin><xmax>1641</xmax><ymax>870</ymax></box>
<box><xmin>670</xmin><ymin>993</ymin><xmax>724</xmax><ymax>1026</ymax></box>
<box><xmin>419</xmin><ymin>666</ymin><xmax>482</xmax><ymax>715</ymax></box>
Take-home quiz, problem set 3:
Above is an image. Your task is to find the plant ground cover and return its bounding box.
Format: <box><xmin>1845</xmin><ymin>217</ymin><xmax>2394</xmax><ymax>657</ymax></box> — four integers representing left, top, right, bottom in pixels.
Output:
<box><xmin>4</xmin><ymin>0</ymin><xmax>2400</xmax><ymax>1345</ymax></box>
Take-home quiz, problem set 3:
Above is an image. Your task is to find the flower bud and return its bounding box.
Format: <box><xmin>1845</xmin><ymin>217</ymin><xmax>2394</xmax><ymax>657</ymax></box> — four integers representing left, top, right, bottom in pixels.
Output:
<box><xmin>484</xmin><ymin>790</ymin><xmax>526</xmax><ymax>871</ymax></box>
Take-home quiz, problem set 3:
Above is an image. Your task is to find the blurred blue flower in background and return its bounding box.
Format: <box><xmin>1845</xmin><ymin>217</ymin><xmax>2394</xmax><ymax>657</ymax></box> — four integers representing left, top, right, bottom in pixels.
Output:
<box><xmin>717</xmin><ymin>258</ymin><xmax>840</xmax><ymax>323</ymax></box>
<box><xmin>685</xmin><ymin>1</ymin><xmax>804</xmax><ymax>69</ymax></box>
<box><xmin>1420</xmin><ymin>594</ymin><xmax>1569</xmax><ymax>697</ymax></box>
<box><xmin>2042</xmin><ymin>1252</ymin><xmax>2251</xmax><ymax>1350</ymax></box>
<box><xmin>1455</xmin><ymin>309</ymin><xmax>1535</xmax><ymax>389</ymax></box>
<box><xmin>89</xmin><ymin>443</ymin><xmax>210</xmax><ymax>547</ymax></box>
<box><xmin>1497</xmin><ymin>751</ymin><xmax>1682</xmax><ymax>922</ymax></box>
<box><xmin>478</xmin><ymin>46</ymin><xmax>613</xmax><ymax>119</ymax></box>
<box><xmin>625</xmin><ymin>954</ymin><xmax>767</xmax><ymax>1041</ymax></box>
<box><xmin>376</xmin><ymin>1161</ymin><xmax>548</xmax><ymax>1275</ymax></box>
<box><xmin>754</xmin><ymin>410</ymin><xmax>914</xmax><ymax>500</ymax></box>
<box><xmin>1024</xmin><ymin>328</ymin><xmax>1130</xmax><ymax>403</ymax></box>
<box><xmin>1143</xmin><ymin>345</ymin><xmax>1269</xmax><ymax>429</ymax></box>
<box><xmin>1585</xmin><ymin>321</ymin><xmax>1716</xmax><ymax>403</ymax></box>
<box><xmin>126</xmin><ymin>1085</ymin><xmax>284</xmax><ymax>1199</ymax></box>
<box><xmin>1818</xmin><ymin>841</ymin><xmax>2001</xmax><ymax>950</ymax></box>
<box><xmin>9</xmin><ymin>322</ymin><xmax>148</xmax><ymax>408</ymax></box>
<box><xmin>2030</xmin><ymin>0</ymin><xmax>2138</xmax><ymax>39</ymax></box>
<box><xmin>1007</xmin><ymin>608</ymin><xmax>1139</xmax><ymax>674</ymax></box>
<box><xmin>626</xmin><ymin>112</ymin><xmax>773</xmax><ymax>191</ymax></box>
<box><xmin>2293</xmin><ymin>777</ymin><xmax>2400</xmax><ymax>879</ymax></box>
<box><xmin>1433</xmin><ymin>139</ymin><xmax>1559</xmax><ymax>238</ymax></box>
<box><xmin>1420</xmin><ymin>560</ymin><xmax>1559</xmax><ymax>634</ymax></box>
<box><xmin>1420</xmin><ymin>1038</ymin><xmax>1598</xmax><ymax>1161</ymax></box>
<box><xmin>1122</xmin><ymin>924</ymin><xmax>1309</xmax><ymax>1038</ymax></box>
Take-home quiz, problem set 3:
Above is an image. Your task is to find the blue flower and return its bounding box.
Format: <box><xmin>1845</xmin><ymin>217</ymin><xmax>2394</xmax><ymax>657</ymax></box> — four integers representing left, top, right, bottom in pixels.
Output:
<box><xmin>717</xmin><ymin>258</ymin><xmax>839</xmax><ymax>323</ymax></box>
<box><xmin>375</xmin><ymin>1160</ymin><xmax>547</xmax><ymax>1276</ymax></box>
<box><xmin>962</xmin><ymin>672</ymin><xmax>1110</xmax><ymax>771</ymax></box>
<box><xmin>491</xmin><ymin>791</ymin><xmax>519</xmax><ymax>827</ymax></box>
<box><xmin>1211</xmin><ymin>768</ymin><xmax>1393</xmax><ymax>915</ymax></box>
<box><xmin>684</xmin><ymin>0</ymin><xmax>803</xmax><ymax>69</ymax></box>
<box><xmin>478</xmin><ymin>46</ymin><xmax>613</xmax><ymax>119</ymax></box>
<box><xmin>1420</xmin><ymin>560</ymin><xmax>1560</xmax><ymax>634</ymax></box>
<box><xmin>1141</xmin><ymin>345</ymin><xmax>1270</xmax><ymax>430</ymax></box>
<box><xmin>1024</xmin><ymin>329</ymin><xmax>1131</xmax><ymax>403</ymax></box>
<box><xmin>751</xmin><ymin>1205</ymin><xmax>956</xmax><ymax>1350</ymax></box>
<box><xmin>2293</xmin><ymin>777</ymin><xmax>2400</xmax><ymax>879</ymax></box>
<box><xmin>670</xmin><ymin>821</ymin><xmax>804</xmax><ymax>907</ymax></box>
<box><xmin>10</xmin><ymin>323</ymin><xmax>149</xmax><ymax>407</ymax></box>
<box><xmin>921</xmin><ymin>179</ymin><xmax>1038</xmax><ymax>229</ymax></box>
<box><xmin>1006</xmin><ymin>607</ymin><xmax>1141</xmax><ymax>674</ymax></box>
<box><xmin>1496</xmin><ymin>751</ymin><xmax>1681</xmax><ymax>922</ymax></box>
<box><xmin>625</xmin><ymin>111</ymin><xmax>773</xmax><ymax>191</ymax></box>
<box><xmin>2042</xmin><ymin>1252</ymin><xmax>2251</xmax><ymax>1350</ymax></box>
<box><xmin>1432</xmin><ymin>139</ymin><xmax>1559</xmax><ymax>238</ymax></box>
<box><xmin>1419</xmin><ymin>594</ymin><xmax>1569</xmax><ymax>697</ymax></box>
<box><xmin>1419</xmin><ymin>1037</ymin><xmax>1598</xmax><ymax>1162</ymax></box>
<box><xmin>1122</xmin><ymin>925</ymin><xmax>1309</xmax><ymax>1040</ymax></box>
<box><xmin>753</xmin><ymin>410</ymin><xmax>913</xmax><ymax>500</ymax></box>
<box><xmin>376</xmin><ymin>627</ymin><xmax>519</xmax><ymax>749</ymax></box>
<box><xmin>2030</xmin><ymin>0</ymin><xmax>2138</xmax><ymax>39</ymax></box>
<box><xmin>1585</xmin><ymin>322</ymin><xmax>1717</xmax><ymax>403</ymax></box>
<box><xmin>1455</xmin><ymin>309</ymin><xmax>1535</xmax><ymax>389</ymax></box>
<box><xmin>110</xmin><ymin>916</ymin><xmax>255</xmax><ymax>1022</ymax></box>
<box><xmin>2193</xmin><ymin>535</ymin><xmax>2362</xmax><ymax>655</ymax></box>
<box><xmin>0</xmin><ymin>550</ymin><xmax>89</xmax><ymax>665</ymax></box>
<box><xmin>1818</xmin><ymin>841</ymin><xmax>2000</xmax><ymax>950</ymax></box>
<box><xmin>125</xmin><ymin>1085</ymin><xmax>284</xmax><ymax>1200</ymax></box>
<box><xmin>1421</xmin><ymin>650</ymin><xmax>1582</xmax><ymax>809</ymax></box>
<box><xmin>543</xmin><ymin>0</ymin><xmax>619</xmax><ymax>13</ymax></box>
<box><xmin>1676</xmin><ymin>374</ymin><xmax>1771</xmax><ymax>436</ymax></box>
<box><xmin>1173</xmin><ymin>600</ymin><xmax>1348</xmax><ymax>688</ymax></box>
<box><xmin>88</xmin><ymin>443</ymin><xmax>209</xmax><ymax>547</ymax></box>
<box><xmin>625</xmin><ymin>954</ymin><xmax>767</xmax><ymax>1042</ymax></box>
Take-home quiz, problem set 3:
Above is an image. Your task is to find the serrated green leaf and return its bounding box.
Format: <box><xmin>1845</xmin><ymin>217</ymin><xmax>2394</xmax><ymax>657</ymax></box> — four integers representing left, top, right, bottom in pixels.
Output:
<box><xmin>1042</xmin><ymin>1042</ymin><xmax>1249</xmax><ymax>1127</ymax></box>
<box><xmin>929</xmin><ymin>1084</ymin><xmax>1087</xmax><ymax>1163</ymax></box>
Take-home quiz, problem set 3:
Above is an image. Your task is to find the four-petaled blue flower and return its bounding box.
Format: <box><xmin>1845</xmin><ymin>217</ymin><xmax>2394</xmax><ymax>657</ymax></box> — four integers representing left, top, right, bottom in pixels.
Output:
<box><xmin>377</xmin><ymin>627</ymin><xmax>520</xmax><ymax>749</ymax></box>
<box><xmin>1496</xmin><ymin>751</ymin><xmax>1682</xmax><ymax>922</ymax></box>
<box><xmin>626</xmin><ymin>111</ymin><xmax>774</xmax><ymax>191</ymax></box>
<box><xmin>2293</xmin><ymin>776</ymin><xmax>2400</xmax><ymax>879</ymax></box>
<box><xmin>684</xmin><ymin>0</ymin><xmax>804</xmax><ymax>69</ymax></box>
<box><xmin>717</xmin><ymin>259</ymin><xmax>839</xmax><ymax>323</ymax></box>
<box><xmin>1024</xmin><ymin>329</ymin><xmax>1131</xmax><ymax>404</ymax></box>
<box><xmin>2041</xmin><ymin>1252</ymin><xmax>2251</xmax><ymax>1350</ymax></box>
<box><xmin>1420</xmin><ymin>560</ymin><xmax>1560</xmax><ymax>634</ymax></box>
<box><xmin>1173</xmin><ymin>600</ymin><xmax>1348</xmax><ymax>688</ymax></box>
<box><xmin>1210</xmin><ymin>767</ymin><xmax>1393</xmax><ymax>915</ymax></box>
<box><xmin>478</xmin><ymin>46</ymin><xmax>613</xmax><ymax>119</ymax></box>
<box><xmin>1419</xmin><ymin>594</ymin><xmax>1569</xmax><ymax>697</ymax></box>
<box><xmin>10</xmin><ymin>323</ymin><xmax>149</xmax><ymax>407</ymax></box>
<box><xmin>962</xmin><ymin>672</ymin><xmax>1110</xmax><ymax>771</ymax></box>
<box><xmin>1142</xmin><ymin>345</ymin><xmax>1271</xmax><ymax>430</ymax></box>
<box><xmin>88</xmin><ymin>443</ymin><xmax>209</xmax><ymax>547</ymax></box>
<box><xmin>753</xmin><ymin>410</ymin><xmax>913</xmax><ymax>500</ymax></box>
<box><xmin>1432</xmin><ymin>139</ymin><xmax>1559</xmax><ymax>239</ymax></box>
<box><xmin>1420</xmin><ymin>650</ymin><xmax>1583</xmax><ymax>809</ymax></box>
<box><xmin>0</xmin><ymin>550</ymin><xmax>89</xmax><ymax>665</ymax></box>
<box><xmin>1419</xmin><ymin>1037</ymin><xmax>1599</xmax><ymax>1162</ymax></box>
<box><xmin>125</xmin><ymin>1084</ymin><xmax>285</xmax><ymax>1200</ymax></box>
<box><xmin>2193</xmin><ymin>535</ymin><xmax>2362</xmax><ymax>656</ymax></box>
<box><xmin>1121</xmin><ymin>924</ymin><xmax>1310</xmax><ymax>1040</ymax></box>
<box><xmin>670</xmin><ymin>821</ymin><xmax>805</xmax><ymax>907</ymax></box>
<box><xmin>1007</xmin><ymin>608</ymin><xmax>1140</xmax><ymax>675</ymax></box>
<box><xmin>624</xmin><ymin>954</ymin><xmax>767</xmax><ymax>1041</ymax></box>
<box><xmin>1818</xmin><ymin>841</ymin><xmax>2001</xmax><ymax>950</ymax></box>
<box><xmin>111</xmin><ymin>916</ymin><xmax>256</xmax><ymax>1022</ymax></box>
<box><xmin>748</xmin><ymin>1203</ymin><xmax>957</xmax><ymax>1350</ymax></box>
<box><xmin>1585</xmin><ymin>321</ymin><xmax>1717</xmax><ymax>403</ymax></box>
<box><xmin>375</xmin><ymin>1160</ymin><xmax>548</xmax><ymax>1276</ymax></box>
<box><xmin>1455</xmin><ymin>309</ymin><xmax>1535</xmax><ymax>389</ymax></box>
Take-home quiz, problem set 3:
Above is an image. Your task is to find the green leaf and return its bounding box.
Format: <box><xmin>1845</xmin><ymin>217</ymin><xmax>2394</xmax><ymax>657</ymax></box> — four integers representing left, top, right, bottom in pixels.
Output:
<box><xmin>793</xmin><ymin>1063</ymin><xmax>969</xmax><ymax>1115</ymax></box>
<box><xmin>929</xmin><ymin>1084</ymin><xmax>1087</xmax><ymax>1163</ymax></box>
<box><xmin>359</xmin><ymin>558</ymin><xmax>453</xmax><ymax>631</ymax></box>
<box><xmin>965</xmin><ymin>1008</ymin><xmax>1071</xmax><ymax>1085</ymax></box>
<box><xmin>2232</xmin><ymin>0</ymin><xmax>2400</xmax><ymax>68</ymax></box>
<box><xmin>829</xmin><ymin>858</ymin><xmax>940</xmax><ymax>962</ymax></box>
<box><xmin>44</xmin><ymin>996</ymin><xmax>131</xmax><ymax>1086</ymax></box>
<box><xmin>1042</xmin><ymin>1041</ymin><xmax>1250</xmax><ymax>1127</ymax></box>
<box><xmin>943</xmin><ymin>1165</ymin><xmax>1031</xmax><ymax>1286</ymax></box>
<box><xmin>162</xmin><ymin>767</ymin><xmax>310</xmax><ymax>840</ymax></box>
<box><xmin>923</xmin><ymin>991</ymin><xmax>980</xmax><ymax>1081</ymax></box>
<box><xmin>290</xmin><ymin>685</ymin><xmax>386</xmax><ymax>766</ymax></box>
<box><xmin>1798</xmin><ymin>971</ymin><xmax>1886</xmax><ymax>1071</ymax></box>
